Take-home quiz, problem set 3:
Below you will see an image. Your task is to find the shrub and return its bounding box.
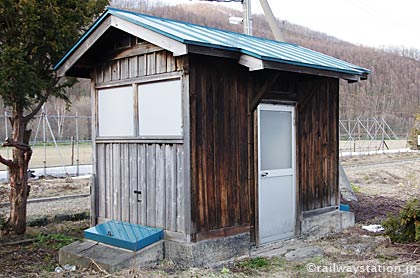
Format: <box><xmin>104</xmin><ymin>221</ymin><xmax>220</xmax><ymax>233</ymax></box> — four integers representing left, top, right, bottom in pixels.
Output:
<box><xmin>34</xmin><ymin>233</ymin><xmax>79</xmax><ymax>250</ymax></box>
<box><xmin>383</xmin><ymin>198</ymin><xmax>420</xmax><ymax>243</ymax></box>
<box><xmin>408</xmin><ymin>112</ymin><xmax>420</xmax><ymax>150</ymax></box>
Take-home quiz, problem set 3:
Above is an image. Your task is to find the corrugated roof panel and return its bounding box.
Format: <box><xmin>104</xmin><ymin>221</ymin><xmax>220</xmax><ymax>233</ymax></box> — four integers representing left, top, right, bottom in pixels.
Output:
<box><xmin>55</xmin><ymin>7</ymin><xmax>370</xmax><ymax>77</ymax></box>
<box><xmin>107</xmin><ymin>8</ymin><xmax>369</xmax><ymax>76</ymax></box>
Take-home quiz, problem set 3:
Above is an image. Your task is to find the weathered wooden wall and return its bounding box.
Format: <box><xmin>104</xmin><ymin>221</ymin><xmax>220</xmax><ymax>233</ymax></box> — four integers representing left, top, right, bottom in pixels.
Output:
<box><xmin>296</xmin><ymin>78</ymin><xmax>339</xmax><ymax>211</ymax></box>
<box><xmin>189</xmin><ymin>55</ymin><xmax>253</xmax><ymax>239</ymax></box>
<box><xmin>92</xmin><ymin>39</ymin><xmax>188</xmax><ymax>233</ymax></box>
<box><xmin>94</xmin><ymin>48</ymin><xmax>183</xmax><ymax>84</ymax></box>
<box><xmin>96</xmin><ymin>143</ymin><xmax>185</xmax><ymax>232</ymax></box>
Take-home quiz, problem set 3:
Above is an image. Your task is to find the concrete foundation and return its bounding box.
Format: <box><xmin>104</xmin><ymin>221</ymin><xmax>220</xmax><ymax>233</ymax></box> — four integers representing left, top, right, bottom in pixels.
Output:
<box><xmin>165</xmin><ymin>232</ymin><xmax>251</xmax><ymax>267</ymax></box>
<box><xmin>60</xmin><ymin>211</ymin><xmax>355</xmax><ymax>272</ymax></box>
<box><xmin>59</xmin><ymin>239</ymin><xmax>164</xmax><ymax>273</ymax></box>
<box><xmin>301</xmin><ymin>210</ymin><xmax>355</xmax><ymax>239</ymax></box>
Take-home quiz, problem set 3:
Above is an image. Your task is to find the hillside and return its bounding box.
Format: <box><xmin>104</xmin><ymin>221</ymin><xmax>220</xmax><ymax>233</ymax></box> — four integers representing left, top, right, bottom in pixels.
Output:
<box><xmin>109</xmin><ymin>1</ymin><xmax>420</xmax><ymax>135</ymax></box>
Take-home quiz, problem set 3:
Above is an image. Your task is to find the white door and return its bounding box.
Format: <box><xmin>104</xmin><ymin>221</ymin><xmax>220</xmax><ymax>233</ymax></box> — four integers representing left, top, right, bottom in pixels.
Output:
<box><xmin>258</xmin><ymin>104</ymin><xmax>296</xmax><ymax>244</ymax></box>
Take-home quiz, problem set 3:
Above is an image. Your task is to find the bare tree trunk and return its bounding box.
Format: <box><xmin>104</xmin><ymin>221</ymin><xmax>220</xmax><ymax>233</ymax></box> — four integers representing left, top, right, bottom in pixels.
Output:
<box><xmin>2</xmin><ymin>114</ymin><xmax>32</xmax><ymax>235</ymax></box>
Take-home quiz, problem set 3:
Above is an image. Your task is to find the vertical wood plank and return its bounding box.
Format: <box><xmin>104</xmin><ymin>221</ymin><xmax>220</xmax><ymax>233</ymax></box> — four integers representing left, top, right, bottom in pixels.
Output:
<box><xmin>129</xmin><ymin>56</ymin><xmax>138</xmax><ymax>78</ymax></box>
<box><xmin>156</xmin><ymin>51</ymin><xmax>167</xmax><ymax>74</ymax></box>
<box><xmin>231</xmin><ymin>72</ymin><xmax>240</xmax><ymax>226</ymax></box>
<box><xmin>147</xmin><ymin>52</ymin><xmax>156</xmax><ymax>75</ymax></box>
<box><xmin>121</xmin><ymin>144</ymin><xmax>130</xmax><ymax>222</ymax></box>
<box><xmin>204</xmin><ymin>67</ymin><xmax>215</xmax><ymax>229</ymax></box>
<box><xmin>121</xmin><ymin>58</ymin><xmax>129</xmax><ymax>79</ymax></box>
<box><xmin>176</xmin><ymin>145</ymin><xmax>185</xmax><ymax>232</ymax></box>
<box><xmin>95</xmin><ymin>67</ymin><xmax>104</xmax><ymax>83</ymax></box>
<box><xmin>155</xmin><ymin>144</ymin><xmax>166</xmax><ymax>229</ymax></box>
<box><xmin>129</xmin><ymin>144</ymin><xmax>139</xmax><ymax>224</ymax></box>
<box><xmin>146</xmin><ymin>144</ymin><xmax>156</xmax><ymax>226</ymax></box>
<box><xmin>165</xmin><ymin>144</ymin><xmax>177</xmax><ymax>231</ymax></box>
<box><xmin>111</xmin><ymin>60</ymin><xmax>120</xmax><ymax>81</ymax></box>
<box><xmin>333</xmin><ymin>79</ymin><xmax>339</xmax><ymax>206</ymax></box>
<box><xmin>181</xmin><ymin>64</ymin><xmax>191</xmax><ymax>234</ymax></box>
<box><xmin>189</xmin><ymin>59</ymin><xmax>198</xmax><ymax>234</ymax></box>
<box><xmin>139</xmin><ymin>54</ymin><xmax>146</xmax><ymax>76</ymax></box>
<box><xmin>103</xmin><ymin>63</ymin><xmax>112</xmax><ymax>82</ymax></box>
<box><xmin>239</xmin><ymin>77</ymin><xmax>249</xmax><ymax>224</ymax></box>
<box><xmin>196</xmin><ymin>68</ymin><xmax>207</xmax><ymax>231</ymax></box>
<box><xmin>175</xmin><ymin>56</ymin><xmax>183</xmax><ymax>71</ymax></box>
<box><xmin>112</xmin><ymin>144</ymin><xmax>121</xmax><ymax>220</ymax></box>
<box><xmin>220</xmin><ymin>65</ymin><xmax>229</xmax><ymax>228</ymax></box>
<box><xmin>166</xmin><ymin>53</ymin><xmax>176</xmax><ymax>72</ymax></box>
<box><xmin>105</xmin><ymin>143</ymin><xmax>112</xmax><ymax>219</ymax></box>
<box><xmin>97</xmin><ymin>144</ymin><xmax>106</xmax><ymax>219</ymax></box>
<box><xmin>138</xmin><ymin>144</ymin><xmax>147</xmax><ymax>225</ymax></box>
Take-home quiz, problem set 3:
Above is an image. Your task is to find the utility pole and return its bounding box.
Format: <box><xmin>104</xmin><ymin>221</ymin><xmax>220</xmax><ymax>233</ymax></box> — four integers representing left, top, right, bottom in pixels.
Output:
<box><xmin>243</xmin><ymin>0</ymin><xmax>252</xmax><ymax>35</ymax></box>
<box><xmin>258</xmin><ymin>0</ymin><xmax>284</xmax><ymax>41</ymax></box>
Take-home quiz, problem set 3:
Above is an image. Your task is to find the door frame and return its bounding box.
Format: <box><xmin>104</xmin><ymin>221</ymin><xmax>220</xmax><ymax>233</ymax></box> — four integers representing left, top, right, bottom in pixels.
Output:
<box><xmin>256</xmin><ymin>103</ymin><xmax>297</xmax><ymax>245</ymax></box>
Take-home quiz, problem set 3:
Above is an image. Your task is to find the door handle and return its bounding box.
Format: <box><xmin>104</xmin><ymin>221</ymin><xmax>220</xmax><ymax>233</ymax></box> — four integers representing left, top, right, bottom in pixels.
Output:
<box><xmin>261</xmin><ymin>171</ymin><xmax>268</xmax><ymax>177</ymax></box>
<box><xmin>134</xmin><ymin>190</ymin><xmax>142</xmax><ymax>202</ymax></box>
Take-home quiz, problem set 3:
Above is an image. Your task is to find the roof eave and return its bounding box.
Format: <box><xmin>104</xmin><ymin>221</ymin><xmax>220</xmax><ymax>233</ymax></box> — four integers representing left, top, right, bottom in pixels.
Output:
<box><xmin>239</xmin><ymin>54</ymin><xmax>365</xmax><ymax>82</ymax></box>
<box><xmin>55</xmin><ymin>13</ymin><xmax>188</xmax><ymax>78</ymax></box>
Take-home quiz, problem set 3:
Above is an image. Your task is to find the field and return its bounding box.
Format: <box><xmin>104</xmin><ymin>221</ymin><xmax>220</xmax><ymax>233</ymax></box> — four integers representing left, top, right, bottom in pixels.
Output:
<box><xmin>1</xmin><ymin>152</ymin><xmax>420</xmax><ymax>277</ymax></box>
<box><xmin>0</xmin><ymin>143</ymin><xmax>92</xmax><ymax>171</ymax></box>
<box><xmin>0</xmin><ymin>139</ymin><xmax>410</xmax><ymax>172</ymax></box>
<box><xmin>339</xmin><ymin>139</ymin><xmax>409</xmax><ymax>154</ymax></box>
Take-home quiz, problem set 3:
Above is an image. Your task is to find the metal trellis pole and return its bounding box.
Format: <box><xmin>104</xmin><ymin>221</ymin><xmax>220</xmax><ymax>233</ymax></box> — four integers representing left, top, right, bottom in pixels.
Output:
<box><xmin>76</xmin><ymin>111</ymin><xmax>80</xmax><ymax>176</ymax></box>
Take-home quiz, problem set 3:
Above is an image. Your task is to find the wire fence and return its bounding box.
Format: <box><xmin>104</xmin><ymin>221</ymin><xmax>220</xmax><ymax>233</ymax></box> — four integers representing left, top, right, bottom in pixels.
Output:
<box><xmin>339</xmin><ymin>118</ymin><xmax>411</xmax><ymax>156</ymax></box>
<box><xmin>0</xmin><ymin>111</ymin><xmax>413</xmax><ymax>176</ymax></box>
<box><xmin>0</xmin><ymin>109</ymin><xmax>93</xmax><ymax>174</ymax></box>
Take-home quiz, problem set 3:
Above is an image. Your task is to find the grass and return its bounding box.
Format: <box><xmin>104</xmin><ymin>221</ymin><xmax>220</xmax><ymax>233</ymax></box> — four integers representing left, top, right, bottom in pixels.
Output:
<box><xmin>233</xmin><ymin>257</ymin><xmax>285</xmax><ymax>275</ymax></box>
<box><xmin>237</xmin><ymin>257</ymin><xmax>270</xmax><ymax>269</ymax></box>
<box><xmin>351</xmin><ymin>183</ymin><xmax>361</xmax><ymax>193</ymax></box>
<box><xmin>34</xmin><ymin>233</ymin><xmax>80</xmax><ymax>250</ymax></box>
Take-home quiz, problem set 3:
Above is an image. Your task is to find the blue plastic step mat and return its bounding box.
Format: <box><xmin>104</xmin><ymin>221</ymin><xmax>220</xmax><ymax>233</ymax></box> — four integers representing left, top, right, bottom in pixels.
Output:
<box><xmin>84</xmin><ymin>220</ymin><xmax>164</xmax><ymax>251</ymax></box>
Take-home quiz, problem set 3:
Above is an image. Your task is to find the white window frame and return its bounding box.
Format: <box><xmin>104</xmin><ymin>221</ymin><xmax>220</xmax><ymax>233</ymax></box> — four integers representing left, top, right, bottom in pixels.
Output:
<box><xmin>97</xmin><ymin>85</ymin><xmax>135</xmax><ymax>138</ymax></box>
<box><xmin>95</xmin><ymin>76</ymin><xmax>183</xmax><ymax>140</ymax></box>
<box><xmin>138</xmin><ymin>78</ymin><xmax>183</xmax><ymax>137</ymax></box>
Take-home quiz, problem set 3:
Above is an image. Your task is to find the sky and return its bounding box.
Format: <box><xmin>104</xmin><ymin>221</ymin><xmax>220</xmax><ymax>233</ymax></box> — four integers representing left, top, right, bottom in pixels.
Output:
<box><xmin>164</xmin><ymin>0</ymin><xmax>420</xmax><ymax>49</ymax></box>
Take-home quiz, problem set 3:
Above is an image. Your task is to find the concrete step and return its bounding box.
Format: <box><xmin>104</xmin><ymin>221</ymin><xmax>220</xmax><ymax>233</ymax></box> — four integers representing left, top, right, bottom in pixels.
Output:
<box><xmin>59</xmin><ymin>239</ymin><xmax>164</xmax><ymax>273</ymax></box>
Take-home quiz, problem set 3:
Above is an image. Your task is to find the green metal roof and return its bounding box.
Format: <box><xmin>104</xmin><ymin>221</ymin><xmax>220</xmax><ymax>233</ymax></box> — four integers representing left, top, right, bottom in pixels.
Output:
<box><xmin>55</xmin><ymin>7</ymin><xmax>370</xmax><ymax>78</ymax></box>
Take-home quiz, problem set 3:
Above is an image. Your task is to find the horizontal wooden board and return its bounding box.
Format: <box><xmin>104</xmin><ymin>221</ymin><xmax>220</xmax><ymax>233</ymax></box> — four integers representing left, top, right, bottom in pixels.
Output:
<box><xmin>95</xmin><ymin>50</ymin><xmax>181</xmax><ymax>85</ymax></box>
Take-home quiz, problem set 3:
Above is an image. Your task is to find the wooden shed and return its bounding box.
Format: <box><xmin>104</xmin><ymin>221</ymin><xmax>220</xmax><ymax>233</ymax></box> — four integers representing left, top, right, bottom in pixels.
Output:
<box><xmin>55</xmin><ymin>7</ymin><xmax>369</xmax><ymax>264</ymax></box>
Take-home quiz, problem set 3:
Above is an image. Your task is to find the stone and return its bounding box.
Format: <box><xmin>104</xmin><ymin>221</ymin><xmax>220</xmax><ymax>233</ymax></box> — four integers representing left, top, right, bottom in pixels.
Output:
<box><xmin>301</xmin><ymin>210</ymin><xmax>341</xmax><ymax>239</ymax></box>
<box><xmin>341</xmin><ymin>211</ymin><xmax>355</xmax><ymax>230</ymax></box>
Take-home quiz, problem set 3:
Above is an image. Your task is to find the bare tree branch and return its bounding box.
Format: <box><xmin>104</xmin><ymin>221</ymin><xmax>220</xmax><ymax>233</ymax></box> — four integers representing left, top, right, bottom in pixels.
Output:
<box><xmin>0</xmin><ymin>154</ymin><xmax>17</xmax><ymax>168</ymax></box>
<box><xmin>2</xmin><ymin>138</ymin><xmax>31</xmax><ymax>152</ymax></box>
<box><xmin>23</xmin><ymin>90</ymin><xmax>51</xmax><ymax>122</ymax></box>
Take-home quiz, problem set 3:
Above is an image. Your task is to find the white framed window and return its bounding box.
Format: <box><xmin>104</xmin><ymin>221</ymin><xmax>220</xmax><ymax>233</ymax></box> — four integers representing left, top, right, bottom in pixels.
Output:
<box><xmin>138</xmin><ymin>79</ymin><xmax>182</xmax><ymax>136</ymax></box>
<box><xmin>97</xmin><ymin>86</ymin><xmax>134</xmax><ymax>137</ymax></box>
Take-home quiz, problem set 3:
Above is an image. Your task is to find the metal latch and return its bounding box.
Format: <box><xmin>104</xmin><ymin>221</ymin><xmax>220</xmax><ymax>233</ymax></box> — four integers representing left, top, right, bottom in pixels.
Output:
<box><xmin>261</xmin><ymin>171</ymin><xmax>268</xmax><ymax>177</ymax></box>
<box><xmin>134</xmin><ymin>190</ymin><xmax>142</xmax><ymax>202</ymax></box>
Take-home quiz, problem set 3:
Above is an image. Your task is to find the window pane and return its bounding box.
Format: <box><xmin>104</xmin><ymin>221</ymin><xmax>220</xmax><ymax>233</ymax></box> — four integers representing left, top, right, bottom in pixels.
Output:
<box><xmin>98</xmin><ymin>86</ymin><xmax>134</xmax><ymax>137</ymax></box>
<box><xmin>138</xmin><ymin>79</ymin><xmax>182</xmax><ymax>136</ymax></box>
<box><xmin>260</xmin><ymin>110</ymin><xmax>292</xmax><ymax>170</ymax></box>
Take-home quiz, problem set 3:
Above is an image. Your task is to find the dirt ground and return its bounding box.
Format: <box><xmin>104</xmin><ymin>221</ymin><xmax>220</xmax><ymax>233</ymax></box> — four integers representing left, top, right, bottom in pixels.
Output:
<box><xmin>2</xmin><ymin>152</ymin><xmax>420</xmax><ymax>277</ymax></box>
<box><xmin>0</xmin><ymin>176</ymin><xmax>90</xmax><ymax>203</ymax></box>
<box><xmin>341</xmin><ymin>152</ymin><xmax>420</xmax><ymax>223</ymax></box>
